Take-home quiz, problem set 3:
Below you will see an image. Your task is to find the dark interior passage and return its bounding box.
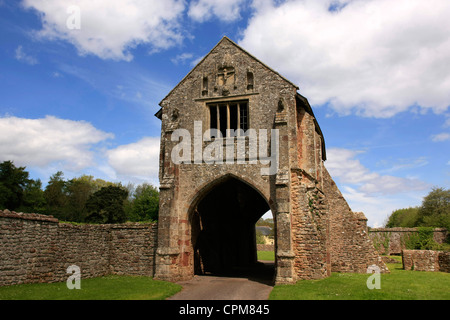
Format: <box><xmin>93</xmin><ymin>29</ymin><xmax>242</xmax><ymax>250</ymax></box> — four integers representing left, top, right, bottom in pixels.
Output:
<box><xmin>191</xmin><ymin>177</ymin><xmax>270</xmax><ymax>276</ymax></box>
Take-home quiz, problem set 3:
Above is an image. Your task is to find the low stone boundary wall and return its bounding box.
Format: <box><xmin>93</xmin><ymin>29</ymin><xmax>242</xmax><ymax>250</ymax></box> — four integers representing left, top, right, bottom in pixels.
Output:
<box><xmin>257</xmin><ymin>244</ymin><xmax>274</xmax><ymax>251</ymax></box>
<box><xmin>402</xmin><ymin>250</ymin><xmax>450</xmax><ymax>273</ymax></box>
<box><xmin>0</xmin><ymin>210</ymin><xmax>157</xmax><ymax>287</ymax></box>
<box><xmin>369</xmin><ymin>228</ymin><xmax>448</xmax><ymax>255</ymax></box>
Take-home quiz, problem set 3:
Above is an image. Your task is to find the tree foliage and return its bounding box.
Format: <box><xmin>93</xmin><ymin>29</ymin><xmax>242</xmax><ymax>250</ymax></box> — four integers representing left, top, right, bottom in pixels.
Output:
<box><xmin>385</xmin><ymin>187</ymin><xmax>450</xmax><ymax>230</ymax></box>
<box><xmin>417</xmin><ymin>187</ymin><xmax>450</xmax><ymax>230</ymax></box>
<box><xmin>0</xmin><ymin>161</ymin><xmax>30</xmax><ymax>210</ymax></box>
<box><xmin>385</xmin><ymin>207</ymin><xmax>420</xmax><ymax>228</ymax></box>
<box><xmin>18</xmin><ymin>178</ymin><xmax>46</xmax><ymax>214</ymax></box>
<box><xmin>43</xmin><ymin>171</ymin><xmax>67</xmax><ymax>219</ymax></box>
<box><xmin>126</xmin><ymin>183</ymin><xmax>159</xmax><ymax>222</ymax></box>
<box><xmin>0</xmin><ymin>160</ymin><xmax>160</xmax><ymax>224</ymax></box>
<box><xmin>85</xmin><ymin>185</ymin><xmax>129</xmax><ymax>224</ymax></box>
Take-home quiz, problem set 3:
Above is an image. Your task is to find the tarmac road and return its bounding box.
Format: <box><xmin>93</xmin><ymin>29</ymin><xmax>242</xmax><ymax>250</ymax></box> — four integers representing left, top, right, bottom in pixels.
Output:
<box><xmin>167</xmin><ymin>261</ymin><xmax>275</xmax><ymax>300</ymax></box>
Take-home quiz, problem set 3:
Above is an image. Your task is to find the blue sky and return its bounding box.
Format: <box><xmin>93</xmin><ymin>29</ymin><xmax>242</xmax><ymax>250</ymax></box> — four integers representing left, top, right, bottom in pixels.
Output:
<box><xmin>1</xmin><ymin>0</ymin><xmax>449</xmax><ymax>227</ymax></box>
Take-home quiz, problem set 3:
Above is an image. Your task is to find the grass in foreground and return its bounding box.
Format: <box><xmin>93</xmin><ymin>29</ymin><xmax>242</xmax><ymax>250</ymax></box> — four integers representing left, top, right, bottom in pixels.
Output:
<box><xmin>269</xmin><ymin>262</ymin><xmax>450</xmax><ymax>300</ymax></box>
<box><xmin>257</xmin><ymin>250</ymin><xmax>275</xmax><ymax>261</ymax></box>
<box><xmin>0</xmin><ymin>275</ymin><xmax>182</xmax><ymax>300</ymax></box>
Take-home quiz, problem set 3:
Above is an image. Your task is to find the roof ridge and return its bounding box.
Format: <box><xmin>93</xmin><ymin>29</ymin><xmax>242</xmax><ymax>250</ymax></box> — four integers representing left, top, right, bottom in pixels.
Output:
<box><xmin>158</xmin><ymin>36</ymin><xmax>298</xmax><ymax>106</ymax></box>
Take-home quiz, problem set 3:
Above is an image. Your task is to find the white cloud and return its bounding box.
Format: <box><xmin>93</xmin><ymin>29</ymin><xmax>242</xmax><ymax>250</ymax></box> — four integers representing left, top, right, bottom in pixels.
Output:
<box><xmin>22</xmin><ymin>0</ymin><xmax>186</xmax><ymax>61</ymax></box>
<box><xmin>171</xmin><ymin>52</ymin><xmax>194</xmax><ymax>65</ymax></box>
<box><xmin>326</xmin><ymin>148</ymin><xmax>429</xmax><ymax>195</ymax></box>
<box><xmin>0</xmin><ymin>116</ymin><xmax>113</xmax><ymax>170</ymax></box>
<box><xmin>239</xmin><ymin>0</ymin><xmax>450</xmax><ymax>117</ymax></box>
<box><xmin>188</xmin><ymin>0</ymin><xmax>246</xmax><ymax>22</ymax></box>
<box><xmin>325</xmin><ymin>147</ymin><xmax>431</xmax><ymax>226</ymax></box>
<box><xmin>106</xmin><ymin>137</ymin><xmax>160</xmax><ymax>182</ymax></box>
<box><xmin>341</xmin><ymin>186</ymin><xmax>424</xmax><ymax>227</ymax></box>
<box><xmin>431</xmin><ymin>132</ymin><xmax>450</xmax><ymax>142</ymax></box>
<box><xmin>377</xmin><ymin>157</ymin><xmax>429</xmax><ymax>174</ymax></box>
<box><xmin>15</xmin><ymin>45</ymin><xmax>38</xmax><ymax>65</ymax></box>
<box><xmin>444</xmin><ymin>114</ymin><xmax>450</xmax><ymax>127</ymax></box>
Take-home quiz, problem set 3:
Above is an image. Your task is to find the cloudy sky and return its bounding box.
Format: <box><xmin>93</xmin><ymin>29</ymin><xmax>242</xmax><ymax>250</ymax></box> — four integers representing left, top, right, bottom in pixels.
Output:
<box><xmin>1</xmin><ymin>0</ymin><xmax>449</xmax><ymax>227</ymax></box>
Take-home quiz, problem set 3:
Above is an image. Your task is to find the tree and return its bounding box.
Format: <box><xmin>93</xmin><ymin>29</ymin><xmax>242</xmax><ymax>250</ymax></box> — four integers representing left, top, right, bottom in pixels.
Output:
<box><xmin>126</xmin><ymin>183</ymin><xmax>159</xmax><ymax>222</ymax></box>
<box><xmin>385</xmin><ymin>207</ymin><xmax>420</xmax><ymax>228</ymax></box>
<box><xmin>0</xmin><ymin>161</ymin><xmax>30</xmax><ymax>210</ymax></box>
<box><xmin>64</xmin><ymin>177</ymin><xmax>94</xmax><ymax>222</ymax></box>
<box><xmin>85</xmin><ymin>185</ymin><xmax>128</xmax><ymax>224</ymax></box>
<box><xmin>44</xmin><ymin>171</ymin><xmax>68</xmax><ymax>220</ymax></box>
<box><xmin>384</xmin><ymin>187</ymin><xmax>450</xmax><ymax>230</ymax></box>
<box><xmin>18</xmin><ymin>179</ymin><xmax>46</xmax><ymax>214</ymax></box>
<box><xmin>417</xmin><ymin>187</ymin><xmax>450</xmax><ymax>230</ymax></box>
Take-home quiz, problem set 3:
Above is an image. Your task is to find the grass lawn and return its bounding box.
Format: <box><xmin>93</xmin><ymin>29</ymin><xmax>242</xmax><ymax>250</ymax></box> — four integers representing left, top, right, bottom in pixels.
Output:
<box><xmin>1</xmin><ymin>256</ymin><xmax>448</xmax><ymax>300</ymax></box>
<box><xmin>257</xmin><ymin>250</ymin><xmax>275</xmax><ymax>261</ymax></box>
<box><xmin>269</xmin><ymin>259</ymin><xmax>450</xmax><ymax>300</ymax></box>
<box><xmin>0</xmin><ymin>275</ymin><xmax>182</xmax><ymax>300</ymax></box>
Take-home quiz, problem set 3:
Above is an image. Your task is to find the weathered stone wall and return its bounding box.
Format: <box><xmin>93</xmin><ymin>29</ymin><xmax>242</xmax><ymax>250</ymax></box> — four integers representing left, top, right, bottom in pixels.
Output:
<box><xmin>402</xmin><ymin>250</ymin><xmax>450</xmax><ymax>273</ymax></box>
<box><xmin>290</xmin><ymin>170</ymin><xmax>330</xmax><ymax>280</ymax></box>
<box><xmin>322</xmin><ymin>168</ymin><xmax>388</xmax><ymax>274</ymax></box>
<box><xmin>110</xmin><ymin>224</ymin><xmax>157</xmax><ymax>276</ymax></box>
<box><xmin>155</xmin><ymin>36</ymin><xmax>300</xmax><ymax>283</ymax></box>
<box><xmin>257</xmin><ymin>244</ymin><xmax>274</xmax><ymax>251</ymax></box>
<box><xmin>0</xmin><ymin>210</ymin><xmax>60</xmax><ymax>286</ymax></box>
<box><xmin>369</xmin><ymin>228</ymin><xmax>448</xmax><ymax>255</ymax></box>
<box><xmin>154</xmin><ymin>37</ymin><xmax>388</xmax><ymax>283</ymax></box>
<box><xmin>0</xmin><ymin>210</ymin><xmax>157</xmax><ymax>287</ymax></box>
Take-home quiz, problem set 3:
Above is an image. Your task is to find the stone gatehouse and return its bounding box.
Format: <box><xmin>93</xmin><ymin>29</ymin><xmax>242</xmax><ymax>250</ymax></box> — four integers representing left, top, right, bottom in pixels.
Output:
<box><xmin>0</xmin><ymin>37</ymin><xmax>387</xmax><ymax>287</ymax></box>
<box><xmin>153</xmin><ymin>37</ymin><xmax>387</xmax><ymax>284</ymax></box>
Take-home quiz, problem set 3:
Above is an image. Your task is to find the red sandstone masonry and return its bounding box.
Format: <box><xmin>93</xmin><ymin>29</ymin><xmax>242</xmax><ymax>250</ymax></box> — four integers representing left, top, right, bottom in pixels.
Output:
<box><xmin>322</xmin><ymin>168</ymin><xmax>389</xmax><ymax>274</ymax></box>
<box><xmin>402</xmin><ymin>250</ymin><xmax>450</xmax><ymax>273</ymax></box>
<box><xmin>0</xmin><ymin>210</ymin><xmax>157</xmax><ymax>287</ymax></box>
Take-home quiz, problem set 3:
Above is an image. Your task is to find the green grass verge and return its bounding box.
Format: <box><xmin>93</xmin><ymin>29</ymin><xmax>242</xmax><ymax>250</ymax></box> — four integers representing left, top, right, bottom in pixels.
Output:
<box><xmin>0</xmin><ymin>275</ymin><xmax>182</xmax><ymax>300</ymax></box>
<box><xmin>269</xmin><ymin>262</ymin><xmax>450</xmax><ymax>300</ymax></box>
<box><xmin>257</xmin><ymin>251</ymin><xmax>275</xmax><ymax>261</ymax></box>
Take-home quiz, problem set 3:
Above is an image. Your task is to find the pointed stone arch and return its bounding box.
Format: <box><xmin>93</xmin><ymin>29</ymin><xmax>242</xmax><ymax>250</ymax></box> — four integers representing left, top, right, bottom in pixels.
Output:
<box><xmin>187</xmin><ymin>173</ymin><xmax>274</xmax><ymax>276</ymax></box>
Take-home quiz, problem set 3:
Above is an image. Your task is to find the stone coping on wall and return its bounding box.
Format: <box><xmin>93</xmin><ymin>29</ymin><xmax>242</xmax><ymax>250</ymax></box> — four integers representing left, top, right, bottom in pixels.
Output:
<box><xmin>0</xmin><ymin>209</ymin><xmax>156</xmax><ymax>228</ymax></box>
<box><xmin>257</xmin><ymin>244</ymin><xmax>274</xmax><ymax>251</ymax></box>
<box><xmin>0</xmin><ymin>209</ymin><xmax>58</xmax><ymax>223</ymax></box>
<box><xmin>0</xmin><ymin>211</ymin><xmax>158</xmax><ymax>287</ymax></box>
<box><xmin>369</xmin><ymin>227</ymin><xmax>447</xmax><ymax>232</ymax></box>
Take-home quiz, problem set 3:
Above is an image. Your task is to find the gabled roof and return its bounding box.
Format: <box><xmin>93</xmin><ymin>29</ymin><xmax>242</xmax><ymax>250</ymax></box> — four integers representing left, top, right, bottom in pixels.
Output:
<box><xmin>158</xmin><ymin>36</ymin><xmax>299</xmax><ymax>109</ymax></box>
<box><xmin>154</xmin><ymin>37</ymin><xmax>327</xmax><ymax>162</ymax></box>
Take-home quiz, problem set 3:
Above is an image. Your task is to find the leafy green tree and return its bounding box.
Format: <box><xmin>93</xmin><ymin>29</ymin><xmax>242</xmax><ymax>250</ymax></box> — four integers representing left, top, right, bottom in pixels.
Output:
<box><xmin>85</xmin><ymin>185</ymin><xmax>128</xmax><ymax>224</ymax></box>
<box><xmin>417</xmin><ymin>187</ymin><xmax>450</xmax><ymax>230</ymax></box>
<box><xmin>255</xmin><ymin>230</ymin><xmax>266</xmax><ymax>244</ymax></box>
<box><xmin>385</xmin><ymin>187</ymin><xmax>449</xmax><ymax>231</ymax></box>
<box><xmin>126</xmin><ymin>183</ymin><xmax>159</xmax><ymax>222</ymax></box>
<box><xmin>18</xmin><ymin>179</ymin><xmax>46</xmax><ymax>214</ymax></box>
<box><xmin>44</xmin><ymin>171</ymin><xmax>68</xmax><ymax>220</ymax></box>
<box><xmin>64</xmin><ymin>177</ymin><xmax>94</xmax><ymax>222</ymax></box>
<box><xmin>385</xmin><ymin>207</ymin><xmax>420</xmax><ymax>228</ymax></box>
<box><xmin>0</xmin><ymin>161</ymin><xmax>30</xmax><ymax>210</ymax></box>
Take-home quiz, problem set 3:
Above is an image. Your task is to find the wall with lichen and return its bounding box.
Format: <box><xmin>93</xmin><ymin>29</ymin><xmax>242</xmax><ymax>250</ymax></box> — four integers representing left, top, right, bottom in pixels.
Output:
<box><xmin>0</xmin><ymin>210</ymin><xmax>157</xmax><ymax>287</ymax></box>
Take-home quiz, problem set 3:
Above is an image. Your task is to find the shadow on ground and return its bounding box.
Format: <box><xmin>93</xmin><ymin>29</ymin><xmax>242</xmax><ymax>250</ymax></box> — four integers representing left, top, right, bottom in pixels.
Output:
<box><xmin>167</xmin><ymin>261</ymin><xmax>275</xmax><ymax>300</ymax></box>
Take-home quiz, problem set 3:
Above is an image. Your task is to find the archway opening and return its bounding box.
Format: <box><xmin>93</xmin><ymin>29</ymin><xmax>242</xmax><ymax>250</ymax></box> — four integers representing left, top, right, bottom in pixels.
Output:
<box><xmin>190</xmin><ymin>177</ymin><xmax>273</xmax><ymax>280</ymax></box>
